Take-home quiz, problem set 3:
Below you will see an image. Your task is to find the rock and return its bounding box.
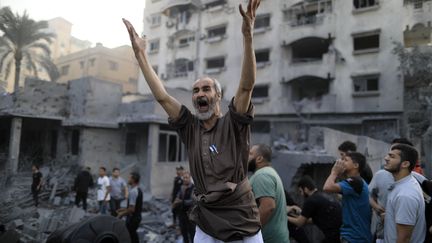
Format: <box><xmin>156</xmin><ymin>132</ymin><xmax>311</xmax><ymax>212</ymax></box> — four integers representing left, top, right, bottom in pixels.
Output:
<box><xmin>11</xmin><ymin>219</ymin><xmax>23</xmax><ymax>229</ymax></box>
<box><xmin>23</xmin><ymin>224</ymin><xmax>38</xmax><ymax>238</ymax></box>
<box><xmin>0</xmin><ymin>229</ymin><xmax>20</xmax><ymax>243</ymax></box>
<box><xmin>53</xmin><ymin>196</ymin><xmax>61</xmax><ymax>206</ymax></box>
<box><xmin>68</xmin><ymin>206</ymin><xmax>85</xmax><ymax>224</ymax></box>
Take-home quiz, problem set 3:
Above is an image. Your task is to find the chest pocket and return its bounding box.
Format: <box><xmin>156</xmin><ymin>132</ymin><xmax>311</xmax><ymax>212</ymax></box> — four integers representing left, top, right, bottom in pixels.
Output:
<box><xmin>208</xmin><ymin>146</ymin><xmax>236</xmax><ymax>178</ymax></box>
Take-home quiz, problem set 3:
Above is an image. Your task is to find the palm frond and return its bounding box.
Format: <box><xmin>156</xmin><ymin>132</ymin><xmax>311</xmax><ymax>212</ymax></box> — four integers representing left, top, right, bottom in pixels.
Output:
<box><xmin>23</xmin><ymin>50</ymin><xmax>38</xmax><ymax>78</ymax></box>
<box><xmin>38</xmin><ymin>55</ymin><xmax>59</xmax><ymax>81</ymax></box>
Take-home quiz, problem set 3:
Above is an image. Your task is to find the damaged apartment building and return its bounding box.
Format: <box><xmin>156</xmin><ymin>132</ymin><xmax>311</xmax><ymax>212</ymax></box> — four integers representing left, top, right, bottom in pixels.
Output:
<box><xmin>0</xmin><ymin>77</ymin><xmax>199</xmax><ymax>198</ymax></box>
<box><xmin>142</xmin><ymin>0</ymin><xmax>432</xmax><ymax>145</ymax></box>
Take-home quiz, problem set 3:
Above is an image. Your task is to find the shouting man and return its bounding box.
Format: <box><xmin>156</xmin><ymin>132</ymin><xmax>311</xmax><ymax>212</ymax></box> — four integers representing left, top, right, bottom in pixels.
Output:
<box><xmin>123</xmin><ymin>0</ymin><xmax>262</xmax><ymax>241</ymax></box>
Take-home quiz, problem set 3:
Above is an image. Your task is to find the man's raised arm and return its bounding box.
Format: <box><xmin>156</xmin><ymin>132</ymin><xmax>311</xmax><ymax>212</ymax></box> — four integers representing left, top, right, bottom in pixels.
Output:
<box><xmin>123</xmin><ymin>19</ymin><xmax>181</xmax><ymax>119</ymax></box>
<box><xmin>234</xmin><ymin>0</ymin><xmax>261</xmax><ymax>114</ymax></box>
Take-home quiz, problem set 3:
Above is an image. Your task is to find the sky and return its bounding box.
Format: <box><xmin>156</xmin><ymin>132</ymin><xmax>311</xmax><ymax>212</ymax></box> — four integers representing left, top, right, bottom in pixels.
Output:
<box><xmin>0</xmin><ymin>0</ymin><xmax>145</xmax><ymax>48</ymax></box>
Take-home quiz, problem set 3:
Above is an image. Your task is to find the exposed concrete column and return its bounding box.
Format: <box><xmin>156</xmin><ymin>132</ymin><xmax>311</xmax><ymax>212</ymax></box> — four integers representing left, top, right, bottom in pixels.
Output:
<box><xmin>8</xmin><ymin>117</ymin><xmax>23</xmax><ymax>173</ymax></box>
<box><xmin>143</xmin><ymin>123</ymin><xmax>159</xmax><ymax>196</ymax></box>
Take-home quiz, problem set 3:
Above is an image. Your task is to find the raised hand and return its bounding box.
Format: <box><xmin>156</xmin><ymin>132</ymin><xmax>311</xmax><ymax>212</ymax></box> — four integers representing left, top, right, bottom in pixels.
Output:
<box><xmin>122</xmin><ymin>18</ymin><xmax>147</xmax><ymax>56</ymax></box>
<box><xmin>239</xmin><ymin>0</ymin><xmax>261</xmax><ymax>38</ymax></box>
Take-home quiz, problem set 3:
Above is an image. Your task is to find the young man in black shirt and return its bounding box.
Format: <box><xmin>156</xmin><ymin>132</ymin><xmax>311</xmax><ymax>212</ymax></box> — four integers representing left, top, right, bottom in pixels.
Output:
<box><xmin>73</xmin><ymin>166</ymin><xmax>94</xmax><ymax>211</ymax></box>
<box><xmin>117</xmin><ymin>172</ymin><xmax>143</xmax><ymax>243</ymax></box>
<box><xmin>170</xmin><ymin>166</ymin><xmax>184</xmax><ymax>227</ymax></box>
<box><xmin>288</xmin><ymin>176</ymin><xmax>342</xmax><ymax>243</ymax></box>
<box><xmin>31</xmin><ymin>164</ymin><xmax>43</xmax><ymax>207</ymax></box>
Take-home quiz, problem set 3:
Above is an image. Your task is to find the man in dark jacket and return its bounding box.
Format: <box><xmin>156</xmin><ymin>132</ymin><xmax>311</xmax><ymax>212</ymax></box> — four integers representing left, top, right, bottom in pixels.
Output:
<box><xmin>170</xmin><ymin>166</ymin><xmax>184</xmax><ymax>226</ymax></box>
<box><xmin>74</xmin><ymin>166</ymin><xmax>94</xmax><ymax>211</ymax></box>
<box><xmin>173</xmin><ymin>171</ymin><xmax>195</xmax><ymax>243</ymax></box>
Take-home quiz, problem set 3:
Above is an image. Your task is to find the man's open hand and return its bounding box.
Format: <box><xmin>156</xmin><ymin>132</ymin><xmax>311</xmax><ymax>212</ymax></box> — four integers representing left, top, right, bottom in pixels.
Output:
<box><xmin>122</xmin><ymin>18</ymin><xmax>147</xmax><ymax>56</ymax></box>
<box><xmin>332</xmin><ymin>159</ymin><xmax>345</xmax><ymax>176</ymax></box>
<box><xmin>239</xmin><ymin>0</ymin><xmax>261</xmax><ymax>38</ymax></box>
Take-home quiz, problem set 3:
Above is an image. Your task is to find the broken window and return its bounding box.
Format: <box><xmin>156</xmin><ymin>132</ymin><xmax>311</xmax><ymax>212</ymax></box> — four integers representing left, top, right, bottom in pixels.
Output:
<box><xmin>353</xmin><ymin>0</ymin><xmax>378</xmax><ymax>9</ymax></box>
<box><xmin>353</xmin><ymin>74</ymin><xmax>379</xmax><ymax>93</ymax></box>
<box><xmin>71</xmin><ymin>130</ymin><xmax>80</xmax><ymax>155</ymax></box>
<box><xmin>79</xmin><ymin>61</ymin><xmax>85</xmax><ymax>69</ymax></box>
<box><xmin>167</xmin><ymin>58</ymin><xmax>193</xmax><ymax>78</ymax></box>
<box><xmin>291</xmin><ymin>38</ymin><xmax>330</xmax><ymax>63</ymax></box>
<box><xmin>158</xmin><ymin>130</ymin><xmax>186</xmax><ymax>162</ymax></box>
<box><xmin>404</xmin><ymin>23</ymin><xmax>432</xmax><ymax>47</ymax></box>
<box><xmin>149</xmin><ymin>39</ymin><xmax>160</xmax><ymax>53</ymax></box>
<box><xmin>204</xmin><ymin>0</ymin><xmax>227</xmax><ymax>9</ymax></box>
<box><xmin>291</xmin><ymin>77</ymin><xmax>330</xmax><ymax>101</ymax></box>
<box><xmin>255</xmin><ymin>14</ymin><xmax>271</xmax><ymax>29</ymax></box>
<box><xmin>207</xmin><ymin>25</ymin><xmax>226</xmax><ymax>38</ymax></box>
<box><xmin>255</xmin><ymin>49</ymin><xmax>270</xmax><ymax>63</ymax></box>
<box><xmin>61</xmin><ymin>65</ymin><xmax>69</xmax><ymax>75</ymax></box>
<box><xmin>109</xmin><ymin>61</ymin><xmax>118</xmax><ymax>71</ymax></box>
<box><xmin>284</xmin><ymin>0</ymin><xmax>332</xmax><ymax>26</ymax></box>
<box><xmin>125</xmin><ymin>132</ymin><xmax>137</xmax><ymax>155</ymax></box>
<box><xmin>206</xmin><ymin>57</ymin><xmax>225</xmax><ymax>69</ymax></box>
<box><xmin>353</xmin><ymin>31</ymin><xmax>380</xmax><ymax>52</ymax></box>
<box><xmin>252</xmin><ymin>85</ymin><xmax>269</xmax><ymax>98</ymax></box>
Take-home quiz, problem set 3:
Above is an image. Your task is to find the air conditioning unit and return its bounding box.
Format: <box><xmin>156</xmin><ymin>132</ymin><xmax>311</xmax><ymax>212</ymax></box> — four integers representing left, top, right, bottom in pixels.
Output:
<box><xmin>166</xmin><ymin>20</ymin><xmax>174</xmax><ymax>28</ymax></box>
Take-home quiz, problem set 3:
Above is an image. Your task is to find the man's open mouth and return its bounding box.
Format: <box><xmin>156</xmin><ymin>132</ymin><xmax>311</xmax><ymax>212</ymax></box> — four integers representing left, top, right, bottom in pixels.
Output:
<box><xmin>197</xmin><ymin>99</ymin><xmax>209</xmax><ymax>112</ymax></box>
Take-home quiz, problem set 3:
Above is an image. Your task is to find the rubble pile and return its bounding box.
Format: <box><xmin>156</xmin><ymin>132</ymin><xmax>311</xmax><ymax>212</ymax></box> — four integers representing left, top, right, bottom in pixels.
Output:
<box><xmin>0</xmin><ymin>163</ymin><xmax>182</xmax><ymax>243</ymax></box>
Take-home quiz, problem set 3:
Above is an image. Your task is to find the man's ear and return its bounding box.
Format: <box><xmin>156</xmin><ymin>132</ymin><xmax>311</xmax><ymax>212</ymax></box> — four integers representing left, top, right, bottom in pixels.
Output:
<box><xmin>401</xmin><ymin>160</ymin><xmax>410</xmax><ymax>169</ymax></box>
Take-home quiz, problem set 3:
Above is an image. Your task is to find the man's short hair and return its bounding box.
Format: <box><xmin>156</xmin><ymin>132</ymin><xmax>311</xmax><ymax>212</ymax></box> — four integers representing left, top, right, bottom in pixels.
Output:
<box><xmin>391</xmin><ymin>138</ymin><xmax>414</xmax><ymax>146</ymax></box>
<box><xmin>100</xmin><ymin>167</ymin><xmax>106</xmax><ymax>172</ymax></box>
<box><xmin>255</xmin><ymin>144</ymin><xmax>272</xmax><ymax>162</ymax></box>
<box><xmin>391</xmin><ymin>144</ymin><xmax>418</xmax><ymax>171</ymax></box>
<box><xmin>130</xmin><ymin>172</ymin><xmax>140</xmax><ymax>183</ymax></box>
<box><xmin>176</xmin><ymin>166</ymin><xmax>184</xmax><ymax>171</ymax></box>
<box><xmin>338</xmin><ymin>141</ymin><xmax>357</xmax><ymax>152</ymax></box>
<box><xmin>298</xmin><ymin>175</ymin><xmax>317</xmax><ymax>191</ymax></box>
<box><xmin>112</xmin><ymin>167</ymin><xmax>120</xmax><ymax>172</ymax></box>
<box><xmin>32</xmin><ymin>164</ymin><xmax>39</xmax><ymax>170</ymax></box>
<box><xmin>346</xmin><ymin>152</ymin><xmax>366</xmax><ymax>172</ymax></box>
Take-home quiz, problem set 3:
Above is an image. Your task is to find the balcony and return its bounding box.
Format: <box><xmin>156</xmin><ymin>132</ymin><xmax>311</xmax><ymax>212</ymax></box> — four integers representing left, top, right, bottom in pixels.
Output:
<box><xmin>281</xmin><ymin>0</ymin><xmax>335</xmax><ymax>45</ymax></box>
<box><xmin>162</xmin><ymin>0</ymin><xmax>201</xmax><ymax>17</ymax></box>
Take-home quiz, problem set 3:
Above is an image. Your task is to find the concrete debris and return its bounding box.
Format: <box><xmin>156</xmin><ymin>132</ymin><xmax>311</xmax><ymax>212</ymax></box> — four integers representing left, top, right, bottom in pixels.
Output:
<box><xmin>0</xmin><ymin>162</ymin><xmax>182</xmax><ymax>242</ymax></box>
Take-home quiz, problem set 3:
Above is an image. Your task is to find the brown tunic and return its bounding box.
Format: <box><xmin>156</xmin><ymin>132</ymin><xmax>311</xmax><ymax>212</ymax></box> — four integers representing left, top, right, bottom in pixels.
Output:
<box><xmin>168</xmin><ymin>98</ymin><xmax>261</xmax><ymax>241</ymax></box>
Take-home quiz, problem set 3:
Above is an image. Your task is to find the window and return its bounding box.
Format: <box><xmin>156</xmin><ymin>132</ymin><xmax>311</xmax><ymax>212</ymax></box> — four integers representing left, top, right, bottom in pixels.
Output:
<box><xmin>109</xmin><ymin>61</ymin><xmax>118</xmax><ymax>71</ymax></box>
<box><xmin>125</xmin><ymin>132</ymin><xmax>137</xmax><ymax>155</ymax></box>
<box><xmin>255</xmin><ymin>14</ymin><xmax>271</xmax><ymax>29</ymax></box>
<box><xmin>158</xmin><ymin>130</ymin><xmax>186</xmax><ymax>162</ymax></box>
<box><xmin>206</xmin><ymin>57</ymin><xmax>225</xmax><ymax>69</ymax></box>
<box><xmin>252</xmin><ymin>85</ymin><xmax>269</xmax><ymax>98</ymax></box>
<box><xmin>79</xmin><ymin>61</ymin><xmax>85</xmax><ymax>69</ymax></box>
<box><xmin>51</xmin><ymin>130</ymin><xmax>57</xmax><ymax>158</ymax></box>
<box><xmin>352</xmin><ymin>30</ymin><xmax>380</xmax><ymax>53</ymax></box>
<box><xmin>150</xmin><ymin>14</ymin><xmax>161</xmax><ymax>27</ymax></box>
<box><xmin>178</xmin><ymin>36</ymin><xmax>195</xmax><ymax>47</ymax></box>
<box><xmin>149</xmin><ymin>39</ymin><xmax>160</xmax><ymax>53</ymax></box>
<box><xmin>207</xmin><ymin>25</ymin><xmax>226</xmax><ymax>38</ymax></box>
<box><xmin>61</xmin><ymin>65</ymin><xmax>69</xmax><ymax>75</ymax></box>
<box><xmin>353</xmin><ymin>0</ymin><xmax>378</xmax><ymax>9</ymax></box>
<box><xmin>352</xmin><ymin>74</ymin><xmax>380</xmax><ymax>93</ymax></box>
<box><xmin>255</xmin><ymin>49</ymin><xmax>270</xmax><ymax>63</ymax></box>
<box><xmin>167</xmin><ymin>59</ymin><xmax>193</xmax><ymax>78</ymax></box>
<box><xmin>71</xmin><ymin>130</ymin><xmax>80</xmax><ymax>155</ymax></box>
<box><xmin>89</xmin><ymin>58</ymin><xmax>96</xmax><ymax>67</ymax></box>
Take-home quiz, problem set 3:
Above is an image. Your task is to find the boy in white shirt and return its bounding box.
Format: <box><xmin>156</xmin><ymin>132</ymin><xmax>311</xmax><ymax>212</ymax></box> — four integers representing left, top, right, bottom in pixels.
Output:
<box><xmin>97</xmin><ymin>167</ymin><xmax>111</xmax><ymax>214</ymax></box>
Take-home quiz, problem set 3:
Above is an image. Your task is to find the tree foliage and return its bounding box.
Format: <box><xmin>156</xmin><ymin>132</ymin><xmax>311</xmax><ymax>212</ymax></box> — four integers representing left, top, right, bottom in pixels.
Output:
<box><xmin>393</xmin><ymin>42</ymin><xmax>432</xmax><ymax>88</ymax></box>
<box><xmin>0</xmin><ymin>7</ymin><xmax>59</xmax><ymax>92</ymax></box>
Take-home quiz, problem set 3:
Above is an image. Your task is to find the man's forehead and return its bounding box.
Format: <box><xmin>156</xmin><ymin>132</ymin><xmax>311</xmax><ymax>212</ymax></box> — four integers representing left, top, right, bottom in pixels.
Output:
<box><xmin>389</xmin><ymin>149</ymin><xmax>401</xmax><ymax>156</ymax></box>
<box><xmin>193</xmin><ymin>78</ymin><xmax>214</xmax><ymax>88</ymax></box>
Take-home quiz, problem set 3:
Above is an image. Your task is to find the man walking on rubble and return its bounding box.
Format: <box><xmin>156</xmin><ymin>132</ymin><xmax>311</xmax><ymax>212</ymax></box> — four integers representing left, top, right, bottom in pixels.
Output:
<box><xmin>74</xmin><ymin>166</ymin><xmax>94</xmax><ymax>211</ymax></box>
<box><xmin>123</xmin><ymin>0</ymin><xmax>263</xmax><ymax>241</ymax></box>
<box><xmin>31</xmin><ymin>164</ymin><xmax>43</xmax><ymax>207</ymax></box>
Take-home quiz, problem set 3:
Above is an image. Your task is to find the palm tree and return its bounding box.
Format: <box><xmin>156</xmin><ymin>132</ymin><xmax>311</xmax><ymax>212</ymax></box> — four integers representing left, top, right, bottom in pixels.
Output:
<box><xmin>0</xmin><ymin>7</ymin><xmax>59</xmax><ymax>92</ymax></box>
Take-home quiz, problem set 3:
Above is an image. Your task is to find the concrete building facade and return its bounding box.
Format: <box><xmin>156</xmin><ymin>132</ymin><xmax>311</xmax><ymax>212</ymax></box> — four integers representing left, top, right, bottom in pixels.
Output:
<box><xmin>55</xmin><ymin>44</ymin><xmax>140</xmax><ymax>93</ymax></box>
<box><xmin>0</xmin><ymin>17</ymin><xmax>91</xmax><ymax>93</ymax></box>
<box><xmin>139</xmin><ymin>0</ymin><xmax>432</xmax><ymax>145</ymax></box>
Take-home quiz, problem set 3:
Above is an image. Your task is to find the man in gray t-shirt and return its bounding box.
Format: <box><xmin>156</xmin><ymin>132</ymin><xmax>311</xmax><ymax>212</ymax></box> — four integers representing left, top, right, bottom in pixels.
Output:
<box><xmin>383</xmin><ymin>144</ymin><xmax>426</xmax><ymax>243</ymax></box>
<box><xmin>109</xmin><ymin>168</ymin><xmax>128</xmax><ymax>217</ymax></box>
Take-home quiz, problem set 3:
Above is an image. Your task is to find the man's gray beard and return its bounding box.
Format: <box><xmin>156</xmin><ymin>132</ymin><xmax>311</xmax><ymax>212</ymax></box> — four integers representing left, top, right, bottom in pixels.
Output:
<box><xmin>195</xmin><ymin>101</ymin><xmax>216</xmax><ymax>120</ymax></box>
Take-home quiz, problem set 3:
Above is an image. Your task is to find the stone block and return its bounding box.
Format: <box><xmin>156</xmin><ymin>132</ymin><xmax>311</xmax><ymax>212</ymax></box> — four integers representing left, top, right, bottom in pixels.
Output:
<box><xmin>23</xmin><ymin>224</ymin><xmax>38</xmax><ymax>238</ymax></box>
<box><xmin>68</xmin><ymin>206</ymin><xmax>85</xmax><ymax>224</ymax></box>
<box><xmin>53</xmin><ymin>196</ymin><xmax>61</xmax><ymax>206</ymax></box>
<box><xmin>11</xmin><ymin>219</ymin><xmax>23</xmax><ymax>229</ymax></box>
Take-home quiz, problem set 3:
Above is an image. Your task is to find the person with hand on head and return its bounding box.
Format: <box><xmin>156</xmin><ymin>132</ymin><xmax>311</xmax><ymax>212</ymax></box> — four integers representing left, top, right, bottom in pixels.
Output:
<box><xmin>123</xmin><ymin>0</ymin><xmax>264</xmax><ymax>242</ymax></box>
<box><xmin>324</xmin><ymin>152</ymin><xmax>372</xmax><ymax>243</ymax></box>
